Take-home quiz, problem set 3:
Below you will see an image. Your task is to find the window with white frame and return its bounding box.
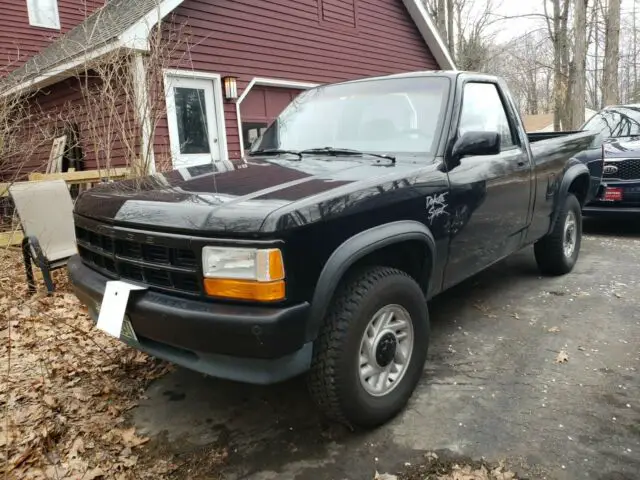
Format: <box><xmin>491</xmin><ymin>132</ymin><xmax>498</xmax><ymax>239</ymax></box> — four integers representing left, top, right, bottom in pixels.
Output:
<box><xmin>26</xmin><ymin>0</ymin><xmax>60</xmax><ymax>29</ymax></box>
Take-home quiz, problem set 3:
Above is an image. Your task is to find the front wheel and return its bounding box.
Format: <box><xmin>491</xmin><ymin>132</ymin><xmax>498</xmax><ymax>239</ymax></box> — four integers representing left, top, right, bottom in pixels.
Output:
<box><xmin>307</xmin><ymin>266</ymin><xmax>429</xmax><ymax>429</ymax></box>
<box><xmin>534</xmin><ymin>193</ymin><xmax>582</xmax><ymax>275</ymax></box>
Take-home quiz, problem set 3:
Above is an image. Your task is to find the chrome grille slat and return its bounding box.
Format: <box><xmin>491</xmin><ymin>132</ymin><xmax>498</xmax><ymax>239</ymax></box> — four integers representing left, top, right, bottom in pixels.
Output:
<box><xmin>75</xmin><ymin>225</ymin><xmax>201</xmax><ymax>294</ymax></box>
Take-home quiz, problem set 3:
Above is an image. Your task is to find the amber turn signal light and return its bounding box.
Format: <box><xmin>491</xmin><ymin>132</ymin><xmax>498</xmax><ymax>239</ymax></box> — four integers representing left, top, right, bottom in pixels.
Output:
<box><xmin>203</xmin><ymin>278</ymin><xmax>286</xmax><ymax>301</ymax></box>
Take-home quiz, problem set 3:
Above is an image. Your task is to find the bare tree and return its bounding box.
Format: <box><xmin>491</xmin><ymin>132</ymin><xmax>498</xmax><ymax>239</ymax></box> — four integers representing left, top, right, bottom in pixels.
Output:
<box><xmin>544</xmin><ymin>0</ymin><xmax>571</xmax><ymax>130</ymax></box>
<box><xmin>570</xmin><ymin>0</ymin><xmax>589</xmax><ymax>127</ymax></box>
<box><xmin>423</xmin><ymin>0</ymin><xmax>500</xmax><ymax>71</ymax></box>
<box><xmin>602</xmin><ymin>0</ymin><xmax>621</xmax><ymax>106</ymax></box>
<box><xmin>447</xmin><ymin>0</ymin><xmax>456</xmax><ymax>59</ymax></box>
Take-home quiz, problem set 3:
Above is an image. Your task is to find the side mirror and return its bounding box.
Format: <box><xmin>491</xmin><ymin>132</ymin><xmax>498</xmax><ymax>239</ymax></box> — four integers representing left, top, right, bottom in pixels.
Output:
<box><xmin>448</xmin><ymin>131</ymin><xmax>501</xmax><ymax>169</ymax></box>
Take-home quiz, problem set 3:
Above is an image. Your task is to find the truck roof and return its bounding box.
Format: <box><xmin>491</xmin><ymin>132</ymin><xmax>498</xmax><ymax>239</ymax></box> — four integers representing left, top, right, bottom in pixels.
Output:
<box><xmin>320</xmin><ymin>70</ymin><xmax>501</xmax><ymax>88</ymax></box>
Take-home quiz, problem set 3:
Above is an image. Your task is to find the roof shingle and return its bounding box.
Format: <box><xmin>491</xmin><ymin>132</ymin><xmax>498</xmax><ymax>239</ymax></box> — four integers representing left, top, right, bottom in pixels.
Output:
<box><xmin>4</xmin><ymin>0</ymin><xmax>164</xmax><ymax>87</ymax></box>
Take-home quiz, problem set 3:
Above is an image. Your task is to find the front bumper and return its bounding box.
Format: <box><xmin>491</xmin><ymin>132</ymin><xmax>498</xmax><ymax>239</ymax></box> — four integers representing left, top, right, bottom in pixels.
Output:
<box><xmin>583</xmin><ymin>204</ymin><xmax>640</xmax><ymax>215</ymax></box>
<box><xmin>67</xmin><ymin>255</ymin><xmax>313</xmax><ymax>384</ymax></box>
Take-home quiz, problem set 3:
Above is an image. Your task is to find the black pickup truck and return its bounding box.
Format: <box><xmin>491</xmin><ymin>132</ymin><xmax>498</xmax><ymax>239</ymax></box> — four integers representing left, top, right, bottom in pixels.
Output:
<box><xmin>68</xmin><ymin>71</ymin><xmax>604</xmax><ymax>429</ymax></box>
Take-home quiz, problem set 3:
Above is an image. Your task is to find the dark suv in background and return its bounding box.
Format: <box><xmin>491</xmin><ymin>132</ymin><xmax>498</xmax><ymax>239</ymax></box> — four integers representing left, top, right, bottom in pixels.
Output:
<box><xmin>582</xmin><ymin>104</ymin><xmax>640</xmax><ymax>215</ymax></box>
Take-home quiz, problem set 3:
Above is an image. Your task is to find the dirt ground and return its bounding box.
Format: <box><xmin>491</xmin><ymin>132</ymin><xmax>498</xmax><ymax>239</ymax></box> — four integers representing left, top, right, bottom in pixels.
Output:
<box><xmin>130</xmin><ymin>216</ymin><xmax>640</xmax><ymax>480</ymax></box>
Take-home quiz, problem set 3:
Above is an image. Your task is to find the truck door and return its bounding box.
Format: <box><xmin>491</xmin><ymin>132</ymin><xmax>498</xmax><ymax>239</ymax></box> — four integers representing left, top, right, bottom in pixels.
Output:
<box><xmin>443</xmin><ymin>81</ymin><xmax>533</xmax><ymax>288</ymax></box>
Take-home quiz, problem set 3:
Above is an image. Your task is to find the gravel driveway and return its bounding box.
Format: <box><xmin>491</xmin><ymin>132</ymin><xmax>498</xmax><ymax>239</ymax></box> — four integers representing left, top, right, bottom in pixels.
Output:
<box><xmin>133</xmin><ymin>216</ymin><xmax>640</xmax><ymax>479</ymax></box>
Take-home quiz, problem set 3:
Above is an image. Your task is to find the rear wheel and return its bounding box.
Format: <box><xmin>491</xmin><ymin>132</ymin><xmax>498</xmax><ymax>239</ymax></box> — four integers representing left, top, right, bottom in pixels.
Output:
<box><xmin>534</xmin><ymin>193</ymin><xmax>582</xmax><ymax>275</ymax></box>
<box><xmin>307</xmin><ymin>266</ymin><xmax>429</xmax><ymax>428</ymax></box>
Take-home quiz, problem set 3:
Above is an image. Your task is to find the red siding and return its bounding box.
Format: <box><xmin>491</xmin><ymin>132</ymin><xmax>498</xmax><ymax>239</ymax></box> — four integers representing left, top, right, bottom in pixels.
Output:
<box><xmin>241</xmin><ymin>87</ymin><xmax>301</xmax><ymax>123</ymax></box>
<box><xmin>155</xmin><ymin>0</ymin><xmax>438</xmax><ymax>167</ymax></box>
<box><xmin>0</xmin><ymin>0</ymin><xmax>104</xmax><ymax>74</ymax></box>
<box><xmin>10</xmin><ymin>73</ymin><xmax>135</xmax><ymax>178</ymax></box>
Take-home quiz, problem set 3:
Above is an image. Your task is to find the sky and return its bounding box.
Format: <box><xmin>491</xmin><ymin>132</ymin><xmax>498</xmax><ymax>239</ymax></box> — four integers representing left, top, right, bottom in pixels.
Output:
<box><xmin>485</xmin><ymin>0</ymin><xmax>640</xmax><ymax>43</ymax></box>
<box><xmin>485</xmin><ymin>0</ymin><xmax>545</xmax><ymax>43</ymax></box>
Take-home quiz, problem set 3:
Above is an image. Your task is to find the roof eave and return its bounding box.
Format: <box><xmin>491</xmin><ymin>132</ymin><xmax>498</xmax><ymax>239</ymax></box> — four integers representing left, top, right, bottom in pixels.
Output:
<box><xmin>1</xmin><ymin>0</ymin><xmax>186</xmax><ymax>98</ymax></box>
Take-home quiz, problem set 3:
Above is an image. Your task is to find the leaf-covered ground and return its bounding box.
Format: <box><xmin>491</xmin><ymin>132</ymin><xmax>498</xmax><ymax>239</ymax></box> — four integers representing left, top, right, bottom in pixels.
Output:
<box><xmin>0</xmin><ymin>250</ymin><xmax>178</xmax><ymax>479</ymax></box>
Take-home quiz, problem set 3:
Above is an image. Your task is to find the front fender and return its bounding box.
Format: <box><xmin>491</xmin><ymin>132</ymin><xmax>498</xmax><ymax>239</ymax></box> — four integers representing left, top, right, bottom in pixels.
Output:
<box><xmin>550</xmin><ymin>163</ymin><xmax>590</xmax><ymax>232</ymax></box>
<box><xmin>305</xmin><ymin>220</ymin><xmax>436</xmax><ymax>342</ymax></box>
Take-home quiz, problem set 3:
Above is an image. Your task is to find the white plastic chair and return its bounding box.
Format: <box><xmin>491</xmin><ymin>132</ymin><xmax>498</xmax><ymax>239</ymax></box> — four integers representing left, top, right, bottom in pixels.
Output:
<box><xmin>9</xmin><ymin>179</ymin><xmax>77</xmax><ymax>293</ymax></box>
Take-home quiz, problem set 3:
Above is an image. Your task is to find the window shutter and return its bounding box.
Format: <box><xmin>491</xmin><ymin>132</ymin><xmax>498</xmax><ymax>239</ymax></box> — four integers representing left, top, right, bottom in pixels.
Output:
<box><xmin>320</xmin><ymin>0</ymin><xmax>357</xmax><ymax>28</ymax></box>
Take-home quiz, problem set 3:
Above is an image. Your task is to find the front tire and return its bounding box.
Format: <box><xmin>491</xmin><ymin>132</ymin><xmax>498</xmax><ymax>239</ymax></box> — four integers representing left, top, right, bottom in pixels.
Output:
<box><xmin>307</xmin><ymin>266</ymin><xmax>429</xmax><ymax>429</ymax></box>
<box><xmin>534</xmin><ymin>193</ymin><xmax>582</xmax><ymax>275</ymax></box>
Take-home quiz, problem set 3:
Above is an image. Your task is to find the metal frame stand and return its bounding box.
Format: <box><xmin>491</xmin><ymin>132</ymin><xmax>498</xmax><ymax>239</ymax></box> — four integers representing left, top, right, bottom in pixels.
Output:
<box><xmin>22</xmin><ymin>236</ymin><xmax>55</xmax><ymax>294</ymax></box>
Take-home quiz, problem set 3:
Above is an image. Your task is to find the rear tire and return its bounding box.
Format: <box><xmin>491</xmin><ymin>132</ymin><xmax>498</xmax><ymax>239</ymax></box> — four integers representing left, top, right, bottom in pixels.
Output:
<box><xmin>534</xmin><ymin>193</ymin><xmax>582</xmax><ymax>275</ymax></box>
<box><xmin>307</xmin><ymin>266</ymin><xmax>429</xmax><ymax>429</ymax></box>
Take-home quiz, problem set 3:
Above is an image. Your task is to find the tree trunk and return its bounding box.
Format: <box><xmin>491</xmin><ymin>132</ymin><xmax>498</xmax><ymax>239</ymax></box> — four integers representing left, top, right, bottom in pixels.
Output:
<box><xmin>446</xmin><ymin>0</ymin><xmax>455</xmax><ymax>60</ymax></box>
<box><xmin>436</xmin><ymin>0</ymin><xmax>447</xmax><ymax>40</ymax></box>
<box><xmin>548</xmin><ymin>0</ymin><xmax>571</xmax><ymax>130</ymax></box>
<box><xmin>570</xmin><ymin>0</ymin><xmax>588</xmax><ymax>128</ymax></box>
<box><xmin>603</xmin><ymin>0</ymin><xmax>621</xmax><ymax>106</ymax></box>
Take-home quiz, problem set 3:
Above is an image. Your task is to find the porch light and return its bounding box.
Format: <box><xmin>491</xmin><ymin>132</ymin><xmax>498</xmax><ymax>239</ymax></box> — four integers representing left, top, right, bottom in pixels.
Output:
<box><xmin>223</xmin><ymin>75</ymin><xmax>238</xmax><ymax>101</ymax></box>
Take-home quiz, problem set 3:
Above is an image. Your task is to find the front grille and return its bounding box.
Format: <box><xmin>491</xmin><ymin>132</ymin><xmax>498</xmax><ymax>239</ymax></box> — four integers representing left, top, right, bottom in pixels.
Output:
<box><xmin>603</xmin><ymin>158</ymin><xmax>640</xmax><ymax>180</ymax></box>
<box><xmin>75</xmin><ymin>225</ymin><xmax>201</xmax><ymax>294</ymax></box>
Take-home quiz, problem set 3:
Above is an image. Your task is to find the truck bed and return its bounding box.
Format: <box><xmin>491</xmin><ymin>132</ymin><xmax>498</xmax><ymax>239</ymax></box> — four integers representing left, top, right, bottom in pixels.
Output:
<box><xmin>527</xmin><ymin>131</ymin><xmax>583</xmax><ymax>143</ymax></box>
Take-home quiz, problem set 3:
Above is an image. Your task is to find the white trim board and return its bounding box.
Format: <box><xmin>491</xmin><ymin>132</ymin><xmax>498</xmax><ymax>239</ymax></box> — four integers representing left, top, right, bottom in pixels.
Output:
<box><xmin>235</xmin><ymin>77</ymin><xmax>320</xmax><ymax>160</ymax></box>
<box><xmin>131</xmin><ymin>54</ymin><xmax>156</xmax><ymax>174</ymax></box>
<box><xmin>162</xmin><ymin>68</ymin><xmax>231</xmax><ymax>169</ymax></box>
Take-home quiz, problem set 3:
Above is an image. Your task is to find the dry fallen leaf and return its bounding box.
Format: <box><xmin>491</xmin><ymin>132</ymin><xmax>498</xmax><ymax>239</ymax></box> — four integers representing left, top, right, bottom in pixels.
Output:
<box><xmin>120</xmin><ymin>427</ymin><xmax>150</xmax><ymax>448</ymax></box>
<box><xmin>43</xmin><ymin>394</ymin><xmax>57</xmax><ymax>408</ymax></box>
<box><xmin>374</xmin><ymin>472</ymin><xmax>398</xmax><ymax>480</ymax></box>
<box><xmin>555</xmin><ymin>350</ymin><xmax>569</xmax><ymax>364</ymax></box>
<box><xmin>547</xmin><ymin>326</ymin><xmax>561</xmax><ymax>333</ymax></box>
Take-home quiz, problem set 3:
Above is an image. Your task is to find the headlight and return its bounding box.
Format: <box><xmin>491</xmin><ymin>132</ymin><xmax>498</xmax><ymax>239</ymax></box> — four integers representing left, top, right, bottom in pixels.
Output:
<box><xmin>201</xmin><ymin>247</ymin><xmax>285</xmax><ymax>301</ymax></box>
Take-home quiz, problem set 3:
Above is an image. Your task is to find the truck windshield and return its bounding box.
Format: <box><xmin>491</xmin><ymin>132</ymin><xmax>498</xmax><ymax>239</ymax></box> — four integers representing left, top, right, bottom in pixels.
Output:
<box><xmin>250</xmin><ymin>76</ymin><xmax>450</xmax><ymax>156</ymax></box>
<box><xmin>582</xmin><ymin>106</ymin><xmax>640</xmax><ymax>138</ymax></box>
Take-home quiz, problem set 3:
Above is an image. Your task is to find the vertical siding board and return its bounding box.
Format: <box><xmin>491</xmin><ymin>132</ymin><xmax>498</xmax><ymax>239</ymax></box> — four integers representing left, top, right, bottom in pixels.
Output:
<box><xmin>158</xmin><ymin>0</ymin><xmax>437</xmax><ymax>164</ymax></box>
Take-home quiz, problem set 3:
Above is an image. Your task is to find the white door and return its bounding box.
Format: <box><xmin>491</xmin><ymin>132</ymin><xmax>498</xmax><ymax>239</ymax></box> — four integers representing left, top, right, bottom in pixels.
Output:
<box><xmin>166</xmin><ymin>76</ymin><xmax>223</xmax><ymax>169</ymax></box>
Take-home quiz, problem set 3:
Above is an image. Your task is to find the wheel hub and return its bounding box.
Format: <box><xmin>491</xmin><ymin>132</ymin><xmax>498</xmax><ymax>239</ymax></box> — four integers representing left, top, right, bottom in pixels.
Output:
<box><xmin>358</xmin><ymin>304</ymin><xmax>414</xmax><ymax>397</ymax></box>
<box><xmin>375</xmin><ymin>332</ymin><xmax>397</xmax><ymax>367</ymax></box>
<box><xmin>563</xmin><ymin>210</ymin><xmax>577</xmax><ymax>258</ymax></box>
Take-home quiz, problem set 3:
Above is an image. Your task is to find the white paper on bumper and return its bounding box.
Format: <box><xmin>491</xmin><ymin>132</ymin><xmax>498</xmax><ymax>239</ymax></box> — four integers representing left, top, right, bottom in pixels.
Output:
<box><xmin>96</xmin><ymin>281</ymin><xmax>147</xmax><ymax>338</ymax></box>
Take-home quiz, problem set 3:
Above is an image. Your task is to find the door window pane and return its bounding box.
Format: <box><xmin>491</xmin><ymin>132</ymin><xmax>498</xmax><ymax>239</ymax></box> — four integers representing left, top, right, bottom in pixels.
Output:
<box><xmin>242</xmin><ymin>121</ymin><xmax>268</xmax><ymax>149</ymax></box>
<box><xmin>459</xmin><ymin>83</ymin><xmax>514</xmax><ymax>148</ymax></box>
<box><xmin>174</xmin><ymin>87</ymin><xmax>211</xmax><ymax>154</ymax></box>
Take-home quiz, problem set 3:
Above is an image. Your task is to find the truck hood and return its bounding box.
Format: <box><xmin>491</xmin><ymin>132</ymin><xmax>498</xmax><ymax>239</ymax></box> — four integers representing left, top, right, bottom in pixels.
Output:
<box><xmin>74</xmin><ymin>156</ymin><xmax>433</xmax><ymax>234</ymax></box>
<box><xmin>603</xmin><ymin>136</ymin><xmax>640</xmax><ymax>158</ymax></box>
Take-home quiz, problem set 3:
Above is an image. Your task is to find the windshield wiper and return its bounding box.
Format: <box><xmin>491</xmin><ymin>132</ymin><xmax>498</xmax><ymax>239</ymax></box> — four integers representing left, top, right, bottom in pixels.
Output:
<box><xmin>248</xmin><ymin>148</ymin><xmax>302</xmax><ymax>160</ymax></box>
<box><xmin>299</xmin><ymin>147</ymin><xmax>396</xmax><ymax>164</ymax></box>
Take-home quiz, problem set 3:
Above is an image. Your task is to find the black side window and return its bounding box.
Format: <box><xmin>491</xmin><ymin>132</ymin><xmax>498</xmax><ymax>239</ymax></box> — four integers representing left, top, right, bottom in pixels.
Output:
<box><xmin>459</xmin><ymin>83</ymin><xmax>515</xmax><ymax>148</ymax></box>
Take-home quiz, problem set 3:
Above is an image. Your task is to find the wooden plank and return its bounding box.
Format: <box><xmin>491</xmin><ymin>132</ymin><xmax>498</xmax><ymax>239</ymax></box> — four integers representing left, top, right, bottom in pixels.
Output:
<box><xmin>0</xmin><ymin>230</ymin><xmax>23</xmax><ymax>247</ymax></box>
<box><xmin>47</xmin><ymin>135</ymin><xmax>67</xmax><ymax>174</ymax></box>
<box><xmin>28</xmin><ymin>168</ymin><xmax>131</xmax><ymax>183</ymax></box>
<box><xmin>0</xmin><ymin>168</ymin><xmax>132</xmax><ymax>197</ymax></box>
